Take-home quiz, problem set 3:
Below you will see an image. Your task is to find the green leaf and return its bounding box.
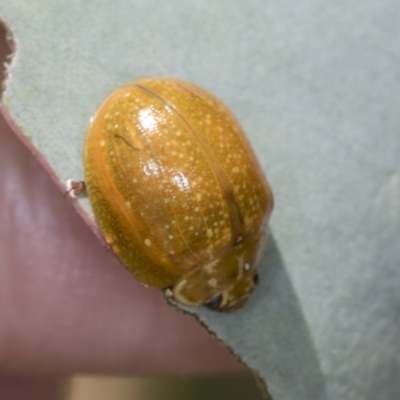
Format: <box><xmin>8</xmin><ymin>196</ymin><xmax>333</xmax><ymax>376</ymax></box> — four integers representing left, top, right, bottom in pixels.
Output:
<box><xmin>1</xmin><ymin>1</ymin><xmax>399</xmax><ymax>399</ymax></box>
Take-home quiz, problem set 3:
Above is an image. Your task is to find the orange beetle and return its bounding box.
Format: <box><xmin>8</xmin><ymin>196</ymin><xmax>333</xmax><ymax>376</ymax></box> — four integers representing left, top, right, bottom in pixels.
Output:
<box><xmin>83</xmin><ymin>77</ymin><xmax>273</xmax><ymax>311</ymax></box>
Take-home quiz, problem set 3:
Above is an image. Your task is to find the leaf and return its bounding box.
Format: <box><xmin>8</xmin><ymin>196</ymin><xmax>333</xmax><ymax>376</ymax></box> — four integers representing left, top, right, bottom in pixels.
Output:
<box><xmin>1</xmin><ymin>1</ymin><xmax>399</xmax><ymax>399</ymax></box>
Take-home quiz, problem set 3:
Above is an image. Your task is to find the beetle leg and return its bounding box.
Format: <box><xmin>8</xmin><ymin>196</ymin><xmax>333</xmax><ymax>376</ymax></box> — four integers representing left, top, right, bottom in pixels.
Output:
<box><xmin>65</xmin><ymin>179</ymin><xmax>87</xmax><ymax>198</ymax></box>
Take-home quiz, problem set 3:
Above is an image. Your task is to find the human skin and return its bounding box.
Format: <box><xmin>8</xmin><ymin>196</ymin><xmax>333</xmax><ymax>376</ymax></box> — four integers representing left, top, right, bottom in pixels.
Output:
<box><xmin>0</xmin><ymin>112</ymin><xmax>243</xmax><ymax>399</ymax></box>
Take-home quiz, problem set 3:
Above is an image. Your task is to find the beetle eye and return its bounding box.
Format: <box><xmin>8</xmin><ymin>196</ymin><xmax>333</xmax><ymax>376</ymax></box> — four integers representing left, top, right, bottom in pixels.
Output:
<box><xmin>205</xmin><ymin>294</ymin><xmax>223</xmax><ymax>310</ymax></box>
<box><xmin>253</xmin><ymin>273</ymin><xmax>259</xmax><ymax>285</ymax></box>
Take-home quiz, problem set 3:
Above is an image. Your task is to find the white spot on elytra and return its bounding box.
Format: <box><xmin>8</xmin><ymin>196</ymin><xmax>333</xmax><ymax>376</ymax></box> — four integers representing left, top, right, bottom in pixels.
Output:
<box><xmin>144</xmin><ymin>239</ymin><xmax>151</xmax><ymax>246</ymax></box>
<box><xmin>207</xmin><ymin>278</ymin><xmax>218</xmax><ymax>287</ymax></box>
<box><xmin>204</xmin><ymin>260</ymin><xmax>218</xmax><ymax>274</ymax></box>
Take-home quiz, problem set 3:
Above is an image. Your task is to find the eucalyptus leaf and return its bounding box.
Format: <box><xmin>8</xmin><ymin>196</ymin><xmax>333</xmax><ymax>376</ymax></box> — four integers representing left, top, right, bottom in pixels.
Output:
<box><xmin>1</xmin><ymin>1</ymin><xmax>399</xmax><ymax>399</ymax></box>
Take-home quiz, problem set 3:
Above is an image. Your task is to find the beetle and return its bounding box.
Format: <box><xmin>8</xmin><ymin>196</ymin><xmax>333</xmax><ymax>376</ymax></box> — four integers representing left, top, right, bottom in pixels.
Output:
<box><xmin>82</xmin><ymin>77</ymin><xmax>273</xmax><ymax>312</ymax></box>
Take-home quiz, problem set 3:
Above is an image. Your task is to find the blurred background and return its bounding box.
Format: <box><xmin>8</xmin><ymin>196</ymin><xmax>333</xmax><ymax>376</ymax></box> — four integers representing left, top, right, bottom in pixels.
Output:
<box><xmin>65</xmin><ymin>375</ymin><xmax>264</xmax><ymax>400</ymax></box>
